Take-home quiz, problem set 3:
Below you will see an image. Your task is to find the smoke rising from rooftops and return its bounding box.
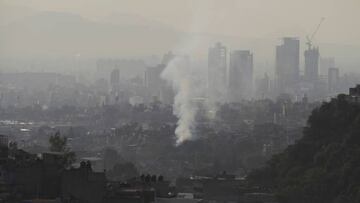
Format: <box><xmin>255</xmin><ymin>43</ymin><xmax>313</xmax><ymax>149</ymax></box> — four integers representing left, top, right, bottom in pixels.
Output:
<box><xmin>160</xmin><ymin>1</ymin><xmax>214</xmax><ymax>145</ymax></box>
<box><xmin>161</xmin><ymin>56</ymin><xmax>207</xmax><ymax>145</ymax></box>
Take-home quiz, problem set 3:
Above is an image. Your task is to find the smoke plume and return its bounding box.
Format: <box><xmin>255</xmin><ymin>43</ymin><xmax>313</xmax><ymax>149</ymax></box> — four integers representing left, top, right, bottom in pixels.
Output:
<box><xmin>161</xmin><ymin>1</ymin><xmax>218</xmax><ymax>145</ymax></box>
<box><xmin>161</xmin><ymin>57</ymin><xmax>205</xmax><ymax>145</ymax></box>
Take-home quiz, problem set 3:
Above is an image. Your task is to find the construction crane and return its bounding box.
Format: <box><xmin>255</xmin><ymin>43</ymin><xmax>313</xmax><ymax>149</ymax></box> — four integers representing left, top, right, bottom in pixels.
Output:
<box><xmin>306</xmin><ymin>17</ymin><xmax>325</xmax><ymax>50</ymax></box>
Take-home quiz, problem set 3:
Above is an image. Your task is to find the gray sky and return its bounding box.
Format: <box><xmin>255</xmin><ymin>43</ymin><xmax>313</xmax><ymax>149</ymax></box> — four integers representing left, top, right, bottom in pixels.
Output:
<box><xmin>2</xmin><ymin>0</ymin><xmax>360</xmax><ymax>45</ymax></box>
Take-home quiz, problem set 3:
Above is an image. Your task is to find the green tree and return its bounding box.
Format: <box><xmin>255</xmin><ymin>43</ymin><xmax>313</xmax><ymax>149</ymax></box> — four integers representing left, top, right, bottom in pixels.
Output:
<box><xmin>248</xmin><ymin>94</ymin><xmax>360</xmax><ymax>202</ymax></box>
<box><xmin>49</xmin><ymin>131</ymin><xmax>67</xmax><ymax>152</ymax></box>
<box><xmin>49</xmin><ymin>131</ymin><xmax>75</xmax><ymax>167</ymax></box>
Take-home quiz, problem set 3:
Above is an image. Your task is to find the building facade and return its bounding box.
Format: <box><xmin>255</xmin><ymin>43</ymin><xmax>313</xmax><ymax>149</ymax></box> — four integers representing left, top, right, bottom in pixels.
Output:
<box><xmin>328</xmin><ymin>67</ymin><xmax>340</xmax><ymax>94</ymax></box>
<box><xmin>275</xmin><ymin>38</ymin><xmax>300</xmax><ymax>95</ymax></box>
<box><xmin>304</xmin><ymin>47</ymin><xmax>320</xmax><ymax>83</ymax></box>
<box><xmin>208</xmin><ymin>42</ymin><xmax>227</xmax><ymax>103</ymax></box>
<box><xmin>228</xmin><ymin>50</ymin><xmax>253</xmax><ymax>102</ymax></box>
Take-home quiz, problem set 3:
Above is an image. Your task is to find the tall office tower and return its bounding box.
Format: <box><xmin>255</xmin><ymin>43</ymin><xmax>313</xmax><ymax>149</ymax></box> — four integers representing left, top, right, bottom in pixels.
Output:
<box><xmin>208</xmin><ymin>42</ymin><xmax>227</xmax><ymax>103</ymax></box>
<box><xmin>320</xmin><ymin>57</ymin><xmax>335</xmax><ymax>75</ymax></box>
<box><xmin>275</xmin><ymin>37</ymin><xmax>300</xmax><ymax>95</ymax></box>
<box><xmin>304</xmin><ymin>47</ymin><xmax>320</xmax><ymax>83</ymax></box>
<box><xmin>328</xmin><ymin>67</ymin><xmax>340</xmax><ymax>94</ymax></box>
<box><xmin>228</xmin><ymin>50</ymin><xmax>253</xmax><ymax>102</ymax></box>
<box><xmin>144</xmin><ymin>64</ymin><xmax>171</xmax><ymax>103</ymax></box>
<box><xmin>110</xmin><ymin>68</ymin><xmax>120</xmax><ymax>90</ymax></box>
<box><xmin>256</xmin><ymin>73</ymin><xmax>270</xmax><ymax>99</ymax></box>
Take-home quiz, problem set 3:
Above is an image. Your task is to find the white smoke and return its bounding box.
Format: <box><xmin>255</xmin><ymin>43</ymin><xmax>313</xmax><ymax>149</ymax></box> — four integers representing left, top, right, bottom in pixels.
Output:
<box><xmin>161</xmin><ymin>57</ymin><xmax>206</xmax><ymax>145</ymax></box>
<box><xmin>160</xmin><ymin>1</ymin><xmax>221</xmax><ymax>145</ymax></box>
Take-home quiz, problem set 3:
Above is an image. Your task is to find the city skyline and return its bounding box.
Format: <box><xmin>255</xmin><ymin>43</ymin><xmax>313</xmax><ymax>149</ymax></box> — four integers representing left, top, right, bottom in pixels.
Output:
<box><xmin>1</xmin><ymin>1</ymin><xmax>360</xmax><ymax>76</ymax></box>
<box><xmin>1</xmin><ymin>2</ymin><xmax>360</xmax><ymax>202</ymax></box>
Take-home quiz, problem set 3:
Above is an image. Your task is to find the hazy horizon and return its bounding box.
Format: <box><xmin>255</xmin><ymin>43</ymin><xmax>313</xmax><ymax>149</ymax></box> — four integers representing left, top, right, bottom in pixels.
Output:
<box><xmin>1</xmin><ymin>0</ymin><xmax>360</xmax><ymax>75</ymax></box>
<box><xmin>2</xmin><ymin>0</ymin><xmax>360</xmax><ymax>44</ymax></box>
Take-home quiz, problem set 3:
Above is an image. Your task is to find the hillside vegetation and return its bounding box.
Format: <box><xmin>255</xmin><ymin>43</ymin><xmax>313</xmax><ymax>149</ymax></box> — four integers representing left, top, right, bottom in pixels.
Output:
<box><xmin>249</xmin><ymin>94</ymin><xmax>360</xmax><ymax>203</ymax></box>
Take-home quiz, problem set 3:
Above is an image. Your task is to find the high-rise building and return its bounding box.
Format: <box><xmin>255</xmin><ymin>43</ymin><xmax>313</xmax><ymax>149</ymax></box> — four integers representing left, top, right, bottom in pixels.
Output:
<box><xmin>328</xmin><ymin>67</ymin><xmax>340</xmax><ymax>94</ymax></box>
<box><xmin>320</xmin><ymin>57</ymin><xmax>335</xmax><ymax>75</ymax></box>
<box><xmin>144</xmin><ymin>64</ymin><xmax>165</xmax><ymax>102</ymax></box>
<box><xmin>208</xmin><ymin>42</ymin><xmax>227</xmax><ymax>103</ymax></box>
<box><xmin>275</xmin><ymin>37</ymin><xmax>300</xmax><ymax>95</ymax></box>
<box><xmin>110</xmin><ymin>68</ymin><xmax>120</xmax><ymax>91</ymax></box>
<box><xmin>256</xmin><ymin>73</ymin><xmax>270</xmax><ymax>99</ymax></box>
<box><xmin>304</xmin><ymin>47</ymin><xmax>319</xmax><ymax>83</ymax></box>
<box><xmin>228</xmin><ymin>50</ymin><xmax>253</xmax><ymax>102</ymax></box>
<box><xmin>144</xmin><ymin>63</ymin><xmax>175</xmax><ymax>105</ymax></box>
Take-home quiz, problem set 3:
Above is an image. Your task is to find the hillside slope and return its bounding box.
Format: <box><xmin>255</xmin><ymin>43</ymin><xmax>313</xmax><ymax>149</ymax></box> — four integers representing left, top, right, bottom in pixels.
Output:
<box><xmin>249</xmin><ymin>94</ymin><xmax>360</xmax><ymax>203</ymax></box>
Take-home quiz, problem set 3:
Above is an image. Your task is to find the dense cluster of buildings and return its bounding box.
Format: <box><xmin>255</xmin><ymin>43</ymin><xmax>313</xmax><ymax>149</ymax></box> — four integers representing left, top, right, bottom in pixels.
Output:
<box><xmin>206</xmin><ymin>38</ymin><xmax>345</xmax><ymax>103</ymax></box>
<box><xmin>95</xmin><ymin>37</ymin><xmax>353</xmax><ymax>106</ymax></box>
<box><xmin>0</xmin><ymin>134</ymin><xmax>165</xmax><ymax>203</ymax></box>
<box><xmin>0</xmin><ymin>37</ymin><xmax>357</xmax><ymax>109</ymax></box>
<box><xmin>0</xmin><ymin>134</ymin><xmax>278</xmax><ymax>203</ymax></box>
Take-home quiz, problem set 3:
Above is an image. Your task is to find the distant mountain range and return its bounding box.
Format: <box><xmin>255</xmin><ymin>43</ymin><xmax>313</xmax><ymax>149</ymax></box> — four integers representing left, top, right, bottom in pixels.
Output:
<box><xmin>0</xmin><ymin>10</ymin><xmax>185</xmax><ymax>57</ymax></box>
<box><xmin>0</xmin><ymin>4</ymin><xmax>359</xmax><ymax>73</ymax></box>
